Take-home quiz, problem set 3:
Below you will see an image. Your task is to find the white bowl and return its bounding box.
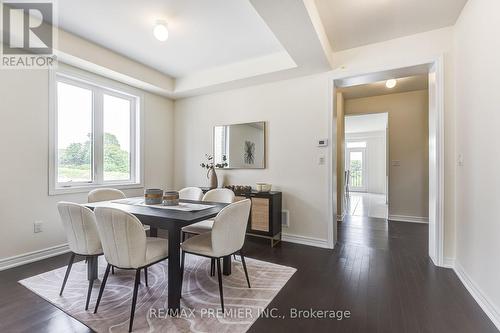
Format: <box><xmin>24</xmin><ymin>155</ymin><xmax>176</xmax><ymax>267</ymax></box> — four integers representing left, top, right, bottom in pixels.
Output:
<box><xmin>256</xmin><ymin>183</ymin><xmax>272</xmax><ymax>192</ymax></box>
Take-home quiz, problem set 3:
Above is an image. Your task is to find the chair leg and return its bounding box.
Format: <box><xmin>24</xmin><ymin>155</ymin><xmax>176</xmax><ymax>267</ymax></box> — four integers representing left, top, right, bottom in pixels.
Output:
<box><xmin>182</xmin><ymin>231</ymin><xmax>186</xmax><ymax>242</ymax></box>
<box><xmin>216</xmin><ymin>258</ymin><xmax>224</xmax><ymax>311</ymax></box>
<box><xmin>144</xmin><ymin>267</ymin><xmax>148</xmax><ymax>287</ymax></box>
<box><xmin>129</xmin><ymin>269</ymin><xmax>141</xmax><ymax>332</ymax></box>
<box><xmin>93</xmin><ymin>264</ymin><xmax>111</xmax><ymax>314</ymax></box>
<box><xmin>210</xmin><ymin>258</ymin><xmax>215</xmax><ymax>276</ymax></box>
<box><xmin>59</xmin><ymin>253</ymin><xmax>75</xmax><ymax>296</ymax></box>
<box><xmin>85</xmin><ymin>272</ymin><xmax>95</xmax><ymax>310</ymax></box>
<box><xmin>240</xmin><ymin>250</ymin><xmax>251</xmax><ymax>288</ymax></box>
<box><xmin>180</xmin><ymin>251</ymin><xmax>185</xmax><ymax>297</ymax></box>
<box><xmin>111</xmin><ymin>266</ymin><xmax>115</xmax><ymax>275</ymax></box>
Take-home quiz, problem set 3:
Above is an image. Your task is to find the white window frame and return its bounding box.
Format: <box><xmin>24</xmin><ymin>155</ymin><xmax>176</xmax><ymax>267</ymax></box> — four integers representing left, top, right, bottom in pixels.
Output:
<box><xmin>49</xmin><ymin>64</ymin><xmax>144</xmax><ymax>195</ymax></box>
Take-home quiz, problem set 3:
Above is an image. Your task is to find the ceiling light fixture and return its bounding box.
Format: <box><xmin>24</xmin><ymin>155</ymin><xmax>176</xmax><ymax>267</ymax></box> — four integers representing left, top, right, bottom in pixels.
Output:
<box><xmin>386</xmin><ymin>79</ymin><xmax>397</xmax><ymax>89</ymax></box>
<box><xmin>153</xmin><ymin>20</ymin><xmax>169</xmax><ymax>41</ymax></box>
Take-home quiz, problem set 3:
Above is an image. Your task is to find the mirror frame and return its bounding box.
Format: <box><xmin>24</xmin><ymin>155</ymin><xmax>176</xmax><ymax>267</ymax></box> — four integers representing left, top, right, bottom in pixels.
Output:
<box><xmin>213</xmin><ymin>121</ymin><xmax>266</xmax><ymax>169</ymax></box>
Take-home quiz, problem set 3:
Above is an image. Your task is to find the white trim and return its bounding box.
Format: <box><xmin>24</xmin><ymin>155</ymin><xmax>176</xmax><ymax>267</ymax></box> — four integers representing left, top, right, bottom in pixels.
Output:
<box><xmin>282</xmin><ymin>233</ymin><xmax>330</xmax><ymax>249</ymax></box>
<box><xmin>453</xmin><ymin>261</ymin><xmax>500</xmax><ymax>330</ymax></box>
<box><xmin>328</xmin><ymin>55</ymin><xmax>445</xmax><ymax>267</ymax></box>
<box><xmin>48</xmin><ymin>63</ymin><xmax>145</xmax><ymax>195</ymax></box>
<box><xmin>442</xmin><ymin>257</ymin><xmax>455</xmax><ymax>268</ymax></box>
<box><xmin>388</xmin><ymin>215</ymin><xmax>429</xmax><ymax>223</ymax></box>
<box><xmin>326</xmin><ymin>78</ymin><xmax>336</xmax><ymax>249</ymax></box>
<box><xmin>0</xmin><ymin>244</ymin><xmax>70</xmax><ymax>271</ymax></box>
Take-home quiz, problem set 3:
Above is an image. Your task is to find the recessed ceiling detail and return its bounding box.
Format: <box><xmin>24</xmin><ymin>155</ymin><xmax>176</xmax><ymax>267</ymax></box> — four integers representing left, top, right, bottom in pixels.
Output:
<box><xmin>315</xmin><ymin>0</ymin><xmax>468</xmax><ymax>51</ymax></box>
<box><xmin>57</xmin><ymin>0</ymin><xmax>286</xmax><ymax>78</ymax></box>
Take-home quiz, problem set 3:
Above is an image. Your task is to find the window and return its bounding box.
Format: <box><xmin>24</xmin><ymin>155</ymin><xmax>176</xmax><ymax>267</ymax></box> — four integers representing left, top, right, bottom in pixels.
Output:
<box><xmin>50</xmin><ymin>70</ymin><xmax>142</xmax><ymax>194</ymax></box>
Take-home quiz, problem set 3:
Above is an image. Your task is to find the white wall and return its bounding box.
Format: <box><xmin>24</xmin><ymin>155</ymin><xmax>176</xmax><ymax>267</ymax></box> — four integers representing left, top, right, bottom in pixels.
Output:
<box><xmin>174</xmin><ymin>73</ymin><xmax>331</xmax><ymax>241</ymax></box>
<box><xmin>0</xmin><ymin>68</ymin><xmax>174</xmax><ymax>261</ymax></box>
<box><xmin>346</xmin><ymin>131</ymin><xmax>386</xmax><ymax>194</ymax></box>
<box><xmin>454</xmin><ymin>0</ymin><xmax>500</xmax><ymax>325</ymax></box>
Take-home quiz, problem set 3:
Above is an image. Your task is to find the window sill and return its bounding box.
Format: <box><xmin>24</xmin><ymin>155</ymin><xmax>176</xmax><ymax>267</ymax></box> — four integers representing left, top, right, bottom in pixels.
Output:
<box><xmin>49</xmin><ymin>183</ymin><xmax>144</xmax><ymax>196</ymax></box>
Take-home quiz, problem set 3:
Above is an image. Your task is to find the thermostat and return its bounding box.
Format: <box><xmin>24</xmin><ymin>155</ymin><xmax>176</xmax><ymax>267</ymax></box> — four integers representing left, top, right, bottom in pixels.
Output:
<box><xmin>318</xmin><ymin>139</ymin><xmax>328</xmax><ymax>147</ymax></box>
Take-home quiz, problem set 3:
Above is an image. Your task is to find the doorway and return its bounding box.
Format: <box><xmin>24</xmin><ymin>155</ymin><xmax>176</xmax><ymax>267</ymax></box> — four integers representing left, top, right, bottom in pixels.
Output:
<box><xmin>344</xmin><ymin>113</ymin><xmax>388</xmax><ymax>220</ymax></box>
<box><xmin>330</xmin><ymin>60</ymin><xmax>445</xmax><ymax>266</ymax></box>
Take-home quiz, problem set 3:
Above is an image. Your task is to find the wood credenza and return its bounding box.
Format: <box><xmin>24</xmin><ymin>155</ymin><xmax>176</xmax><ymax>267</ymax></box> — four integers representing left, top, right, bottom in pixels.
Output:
<box><xmin>201</xmin><ymin>188</ymin><xmax>282</xmax><ymax>247</ymax></box>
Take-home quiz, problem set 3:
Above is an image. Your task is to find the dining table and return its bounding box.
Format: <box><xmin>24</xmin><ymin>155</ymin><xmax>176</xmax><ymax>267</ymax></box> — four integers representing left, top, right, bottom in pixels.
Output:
<box><xmin>85</xmin><ymin>197</ymin><xmax>230</xmax><ymax>312</ymax></box>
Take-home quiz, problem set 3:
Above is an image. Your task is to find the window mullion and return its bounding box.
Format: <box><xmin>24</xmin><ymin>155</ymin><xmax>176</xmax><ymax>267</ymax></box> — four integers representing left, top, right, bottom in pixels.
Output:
<box><xmin>94</xmin><ymin>89</ymin><xmax>104</xmax><ymax>184</ymax></box>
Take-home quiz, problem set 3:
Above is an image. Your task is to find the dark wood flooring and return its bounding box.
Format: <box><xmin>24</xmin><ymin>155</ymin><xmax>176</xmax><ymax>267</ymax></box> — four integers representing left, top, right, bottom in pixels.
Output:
<box><xmin>0</xmin><ymin>216</ymin><xmax>497</xmax><ymax>333</ymax></box>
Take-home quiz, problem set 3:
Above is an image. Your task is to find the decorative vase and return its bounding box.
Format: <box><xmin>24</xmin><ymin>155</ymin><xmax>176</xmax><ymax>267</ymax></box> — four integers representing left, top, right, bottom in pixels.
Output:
<box><xmin>207</xmin><ymin>167</ymin><xmax>218</xmax><ymax>189</ymax></box>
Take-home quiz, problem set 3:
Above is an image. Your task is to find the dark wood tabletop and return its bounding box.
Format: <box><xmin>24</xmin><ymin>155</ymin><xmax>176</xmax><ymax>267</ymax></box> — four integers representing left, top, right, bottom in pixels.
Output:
<box><xmin>85</xmin><ymin>198</ymin><xmax>228</xmax><ymax>227</ymax></box>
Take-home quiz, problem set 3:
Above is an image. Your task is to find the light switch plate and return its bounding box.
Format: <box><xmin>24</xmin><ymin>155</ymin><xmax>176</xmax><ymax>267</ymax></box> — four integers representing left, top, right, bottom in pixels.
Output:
<box><xmin>34</xmin><ymin>221</ymin><xmax>43</xmax><ymax>233</ymax></box>
<box><xmin>318</xmin><ymin>155</ymin><xmax>326</xmax><ymax>165</ymax></box>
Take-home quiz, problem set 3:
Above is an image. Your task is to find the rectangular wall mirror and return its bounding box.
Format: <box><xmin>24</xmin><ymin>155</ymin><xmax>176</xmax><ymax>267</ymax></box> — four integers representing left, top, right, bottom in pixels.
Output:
<box><xmin>213</xmin><ymin>121</ymin><xmax>266</xmax><ymax>169</ymax></box>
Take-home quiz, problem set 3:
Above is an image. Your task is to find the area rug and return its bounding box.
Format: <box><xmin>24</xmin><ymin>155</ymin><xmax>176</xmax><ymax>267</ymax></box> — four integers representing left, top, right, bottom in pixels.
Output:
<box><xmin>19</xmin><ymin>254</ymin><xmax>296</xmax><ymax>332</ymax></box>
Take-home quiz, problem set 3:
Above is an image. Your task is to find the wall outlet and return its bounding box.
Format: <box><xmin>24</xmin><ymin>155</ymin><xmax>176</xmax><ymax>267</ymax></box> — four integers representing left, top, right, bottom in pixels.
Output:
<box><xmin>34</xmin><ymin>221</ymin><xmax>43</xmax><ymax>233</ymax></box>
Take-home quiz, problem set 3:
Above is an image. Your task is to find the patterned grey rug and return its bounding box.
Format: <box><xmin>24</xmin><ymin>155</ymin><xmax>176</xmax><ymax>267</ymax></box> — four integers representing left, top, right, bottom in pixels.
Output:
<box><xmin>19</xmin><ymin>254</ymin><xmax>296</xmax><ymax>332</ymax></box>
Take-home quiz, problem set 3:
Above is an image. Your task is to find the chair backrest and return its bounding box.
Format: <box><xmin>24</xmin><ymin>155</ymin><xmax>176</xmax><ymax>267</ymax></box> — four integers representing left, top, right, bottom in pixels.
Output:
<box><xmin>94</xmin><ymin>207</ymin><xmax>147</xmax><ymax>269</ymax></box>
<box><xmin>211</xmin><ymin>199</ymin><xmax>251</xmax><ymax>257</ymax></box>
<box><xmin>178</xmin><ymin>187</ymin><xmax>203</xmax><ymax>201</ymax></box>
<box><xmin>202</xmin><ymin>188</ymin><xmax>235</xmax><ymax>203</ymax></box>
<box><xmin>57</xmin><ymin>202</ymin><xmax>102</xmax><ymax>255</ymax></box>
<box><xmin>88</xmin><ymin>188</ymin><xmax>126</xmax><ymax>203</ymax></box>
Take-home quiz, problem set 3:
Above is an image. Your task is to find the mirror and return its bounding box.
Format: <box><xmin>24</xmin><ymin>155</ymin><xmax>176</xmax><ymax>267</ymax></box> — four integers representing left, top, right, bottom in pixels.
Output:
<box><xmin>213</xmin><ymin>121</ymin><xmax>266</xmax><ymax>169</ymax></box>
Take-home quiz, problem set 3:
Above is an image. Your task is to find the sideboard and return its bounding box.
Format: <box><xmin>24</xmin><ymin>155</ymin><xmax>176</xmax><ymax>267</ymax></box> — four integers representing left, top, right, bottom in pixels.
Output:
<box><xmin>200</xmin><ymin>187</ymin><xmax>282</xmax><ymax>247</ymax></box>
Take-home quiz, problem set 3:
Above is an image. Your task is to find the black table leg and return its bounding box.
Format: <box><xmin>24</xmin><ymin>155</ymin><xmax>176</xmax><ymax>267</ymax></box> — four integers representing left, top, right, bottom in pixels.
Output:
<box><xmin>150</xmin><ymin>227</ymin><xmax>158</xmax><ymax>237</ymax></box>
<box><xmin>223</xmin><ymin>255</ymin><xmax>231</xmax><ymax>275</ymax></box>
<box><xmin>167</xmin><ymin>229</ymin><xmax>181</xmax><ymax>313</ymax></box>
<box><xmin>87</xmin><ymin>256</ymin><xmax>98</xmax><ymax>281</ymax></box>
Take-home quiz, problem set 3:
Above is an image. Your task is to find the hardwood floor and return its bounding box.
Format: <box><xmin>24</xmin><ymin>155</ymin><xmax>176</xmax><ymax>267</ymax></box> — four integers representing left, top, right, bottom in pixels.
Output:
<box><xmin>0</xmin><ymin>217</ymin><xmax>497</xmax><ymax>333</ymax></box>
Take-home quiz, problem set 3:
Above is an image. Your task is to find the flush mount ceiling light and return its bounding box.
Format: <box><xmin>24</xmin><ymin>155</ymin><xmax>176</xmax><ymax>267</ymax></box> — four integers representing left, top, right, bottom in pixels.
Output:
<box><xmin>153</xmin><ymin>20</ymin><xmax>169</xmax><ymax>41</ymax></box>
<box><xmin>386</xmin><ymin>79</ymin><xmax>397</xmax><ymax>89</ymax></box>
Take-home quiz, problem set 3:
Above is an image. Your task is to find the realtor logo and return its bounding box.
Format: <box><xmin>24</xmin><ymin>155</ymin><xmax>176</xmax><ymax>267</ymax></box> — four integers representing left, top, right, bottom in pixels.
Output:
<box><xmin>1</xmin><ymin>0</ymin><xmax>56</xmax><ymax>68</ymax></box>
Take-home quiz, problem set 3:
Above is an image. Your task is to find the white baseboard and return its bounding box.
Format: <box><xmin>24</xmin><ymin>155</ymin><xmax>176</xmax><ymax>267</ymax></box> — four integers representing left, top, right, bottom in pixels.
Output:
<box><xmin>388</xmin><ymin>214</ymin><xmax>429</xmax><ymax>224</ymax></box>
<box><xmin>0</xmin><ymin>243</ymin><xmax>70</xmax><ymax>271</ymax></box>
<box><xmin>282</xmin><ymin>233</ymin><xmax>331</xmax><ymax>249</ymax></box>
<box><xmin>442</xmin><ymin>257</ymin><xmax>455</xmax><ymax>268</ymax></box>
<box><xmin>453</xmin><ymin>261</ymin><xmax>500</xmax><ymax>330</ymax></box>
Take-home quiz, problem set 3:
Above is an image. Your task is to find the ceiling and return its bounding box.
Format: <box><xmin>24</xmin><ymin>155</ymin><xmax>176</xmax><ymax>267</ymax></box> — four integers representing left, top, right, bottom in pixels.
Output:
<box><xmin>339</xmin><ymin>75</ymin><xmax>428</xmax><ymax>100</ymax></box>
<box><xmin>51</xmin><ymin>0</ymin><xmax>466</xmax><ymax>98</ymax></box>
<box><xmin>57</xmin><ymin>0</ymin><xmax>285</xmax><ymax>78</ymax></box>
<box><xmin>315</xmin><ymin>0</ymin><xmax>468</xmax><ymax>51</ymax></box>
<box><xmin>345</xmin><ymin>113</ymin><xmax>388</xmax><ymax>134</ymax></box>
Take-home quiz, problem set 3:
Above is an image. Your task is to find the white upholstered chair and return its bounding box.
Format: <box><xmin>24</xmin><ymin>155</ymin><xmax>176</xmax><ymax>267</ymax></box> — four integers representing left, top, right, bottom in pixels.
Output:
<box><xmin>180</xmin><ymin>199</ymin><xmax>252</xmax><ymax>311</ymax></box>
<box><xmin>87</xmin><ymin>188</ymin><xmax>126</xmax><ymax>203</ymax></box>
<box><xmin>181</xmin><ymin>188</ymin><xmax>236</xmax><ymax>275</ymax></box>
<box><xmin>93</xmin><ymin>207</ymin><xmax>168</xmax><ymax>332</ymax></box>
<box><xmin>57</xmin><ymin>202</ymin><xmax>103</xmax><ymax>310</ymax></box>
<box><xmin>178</xmin><ymin>187</ymin><xmax>203</xmax><ymax>201</ymax></box>
<box><xmin>88</xmin><ymin>188</ymin><xmax>150</xmax><ymax>232</ymax></box>
<box><xmin>181</xmin><ymin>188</ymin><xmax>235</xmax><ymax>236</ymax></box>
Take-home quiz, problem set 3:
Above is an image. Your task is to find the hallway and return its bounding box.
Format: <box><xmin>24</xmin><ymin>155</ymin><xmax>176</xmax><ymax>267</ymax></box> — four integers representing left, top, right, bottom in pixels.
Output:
<box><xmin>347</xmin><ymin>192</ymin><xmax>388</xmax><ymax>219</ymax></box>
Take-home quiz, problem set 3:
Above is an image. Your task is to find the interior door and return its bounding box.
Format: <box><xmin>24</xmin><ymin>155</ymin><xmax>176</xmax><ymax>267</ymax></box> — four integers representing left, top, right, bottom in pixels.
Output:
<box><xmin>347</xmin><ymin>148</ymin><xmax>367</xmax><ymax>192</ymax></box>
